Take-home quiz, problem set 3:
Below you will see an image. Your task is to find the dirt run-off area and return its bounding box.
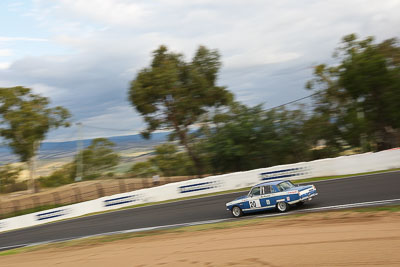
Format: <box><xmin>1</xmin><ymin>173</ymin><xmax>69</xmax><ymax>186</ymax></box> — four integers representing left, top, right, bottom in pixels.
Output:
<box><xmin>1</xmin><ymin>210</ymin><xmax>400</xmax><ymax>266</ymax></box>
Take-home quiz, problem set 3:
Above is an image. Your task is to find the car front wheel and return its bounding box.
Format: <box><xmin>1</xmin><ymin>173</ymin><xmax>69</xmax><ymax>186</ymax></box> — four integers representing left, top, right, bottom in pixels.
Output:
<box><xmin>231</xmin><ymin>206</ymin><xmax>243</xmax><ymax>217</ymax></box>
<box><xmin>276</xmin><ymin>201</ymin><xmax>289</xmax><ymax>212</ymax></box>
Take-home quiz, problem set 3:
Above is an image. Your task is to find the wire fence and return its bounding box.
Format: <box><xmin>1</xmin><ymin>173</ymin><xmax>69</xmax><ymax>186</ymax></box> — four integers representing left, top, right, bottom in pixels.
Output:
<box><xmin>0</xmin><ymin>176</ymin><xmax>192</xmax><ymax>219</ymax></box>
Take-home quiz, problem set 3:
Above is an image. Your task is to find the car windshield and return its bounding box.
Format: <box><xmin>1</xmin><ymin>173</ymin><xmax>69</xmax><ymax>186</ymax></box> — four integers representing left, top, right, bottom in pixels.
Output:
<box><xmin>249</xmin><ymin>187</ymin><xmax>261</xmax><ymax>196</ymax></box>
<box><xmin>277</xmin><ymin>181</ymin><xmax>295</xmax><ymax>191</ymax></box>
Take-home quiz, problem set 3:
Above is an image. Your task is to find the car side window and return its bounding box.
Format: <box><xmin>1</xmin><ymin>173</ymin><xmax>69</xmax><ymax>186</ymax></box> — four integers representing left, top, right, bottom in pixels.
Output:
<box><xmin>270</xmin><ymin>186</ymin><xmax>279</xmax><ymax>193</ymax></box>
<box><xmin>262</xmin><ymin>186</ymin><xmax>271</xmax><ymax>194</ymax></box>
<box><xmin>250</xmin><ymin>187</ymin><xmax>261</xmax><ymax>196</ymax></box>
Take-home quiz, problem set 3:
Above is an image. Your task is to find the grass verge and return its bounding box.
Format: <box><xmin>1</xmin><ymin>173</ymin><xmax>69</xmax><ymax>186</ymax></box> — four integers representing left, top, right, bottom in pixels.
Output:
<box><xmin>1</xmin><ymin>204</ymin><xmax>400</xmax><ymax>256</ymax></box>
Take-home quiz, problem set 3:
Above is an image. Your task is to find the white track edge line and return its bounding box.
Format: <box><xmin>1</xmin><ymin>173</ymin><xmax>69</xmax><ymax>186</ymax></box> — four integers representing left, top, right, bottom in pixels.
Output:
<box><xmin>51</xmin><ymin>170</ymin><xmax>400</xmax><ymax>223</ymax></box>
<box><xmin>4</xmin><ymin>170</ymin><xmax>398</xmax><ymax>231</ymax></box>
<box><xmin>2</xmin><ymin>198</ymin><xmax>400</xmax><ymax>251</ymax></box>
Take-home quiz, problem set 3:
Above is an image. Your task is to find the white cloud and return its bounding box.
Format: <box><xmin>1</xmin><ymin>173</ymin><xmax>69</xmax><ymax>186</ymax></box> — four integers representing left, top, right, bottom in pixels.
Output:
<box><xmin>225</xmin><ymin>50</ymin><xmax>301</xmax><ymax>69</ymax></box>
<box><xmin>30</xmin><ymin>83</ymin><xmax>67</xmax><ymax>100</ymax></box>
<box><xmin>0</xmin><ymin>62</ymin><xmax>11</xmax><ymax>70</ymax></box>
<box><xmin>46</xmin><ymin>105</ymin><xmax>143</xmax><ymax>141</ymax></box>
<box><xmin>58</xmin><ymin>0</ymin><xmax>149</xmax><ymax>26</ymax></box>
<box><xmin>0</xmin><ymin>49</ymin><xmax>13</xmax><ymax>57</ymax></box>
<box><xmin>82</xmin><ymin>106</ymin><xmax>142</xmax><ymax>131</ymax></box>
<box><xmin>2</xmin><ymin>0</ymin><xmax>400</xmax><ymax>141</ymax></box>
<box><xmin>0</xmin><ymin>37</ymin><xmax>48</xmax><ymax>42</ymax></box>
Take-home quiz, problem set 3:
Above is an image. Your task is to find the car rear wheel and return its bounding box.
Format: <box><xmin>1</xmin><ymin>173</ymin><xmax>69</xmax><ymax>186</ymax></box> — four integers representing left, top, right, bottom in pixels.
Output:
<box><xmin>231</xmin><ymin>206</ymin><xmax>243</xmax><ymax>217</ymax></box>
<box><xmin>276</xmin><ymin>201</ymin><xmax>289</xmax><ymax>212</ymax></box>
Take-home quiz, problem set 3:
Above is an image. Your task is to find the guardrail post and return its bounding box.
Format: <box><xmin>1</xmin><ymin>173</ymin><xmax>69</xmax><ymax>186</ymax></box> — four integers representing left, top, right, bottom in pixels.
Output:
<box><xmin>53</xmin><ymin>192</ymin><xmax>61</xmax><ymax>205</ymax></box>
<box><xmin>96</xmin><ymin>183</ymin><xmax>104</xmax><ymax>197</ymax></box>
<box><xmin>119</xmin><ymin>179</ymin><xmax>126</xmax><ymax>193</ymax></box>
<box><xmin>12</xmin><ymin>200</ymin><xmax>20</xmax><ymax>214</ymax></box>
<box><xmin>128</xmin><ymin>180</ymin><xmax>135</xmax><ymax>191</ymax></box>
<box><xmin>73</xmin><ymin>187</ymin><xmax>82</xmax><ymax>203</ymax></box>
<box><xmin>33</xmin><ymin>196</ymin><xmax>40</xmax><ymax>209</ymax></box>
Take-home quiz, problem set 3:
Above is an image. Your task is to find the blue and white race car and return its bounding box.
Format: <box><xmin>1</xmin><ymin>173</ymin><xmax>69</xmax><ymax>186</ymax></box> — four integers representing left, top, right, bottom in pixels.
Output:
<box><xmin>226</xmin><ymin>180</ymin><xmax>317</xmax><ymax>217</ymax></box>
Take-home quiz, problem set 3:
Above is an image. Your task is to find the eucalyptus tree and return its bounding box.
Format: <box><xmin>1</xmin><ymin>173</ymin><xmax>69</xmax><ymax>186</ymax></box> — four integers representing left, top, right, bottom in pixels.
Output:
<box><xmin>307</xmin><ymin>34</ymin><xmax>400</xmax><ymax>150</ymax></box>
<box><xmin>129</xmin><ymin>45</ymin><xmax>232</xmax><ymax>175</ymax></box>
<box><xmin>0</xmin><ymin>86</ymin><xmax>71</xmax><ymax>192</ymax></box>
<box><xmin>75</xmin><ymin>138</ymin><xmax>120</xmax><ymax>179</ymax></box>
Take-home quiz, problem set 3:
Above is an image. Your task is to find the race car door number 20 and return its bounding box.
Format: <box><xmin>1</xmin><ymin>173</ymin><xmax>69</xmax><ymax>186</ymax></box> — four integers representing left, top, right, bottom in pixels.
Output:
<box><xmin>249</xmin><ymin>200</ymin><xmax>261</xmax><ymax>209</ymax></box>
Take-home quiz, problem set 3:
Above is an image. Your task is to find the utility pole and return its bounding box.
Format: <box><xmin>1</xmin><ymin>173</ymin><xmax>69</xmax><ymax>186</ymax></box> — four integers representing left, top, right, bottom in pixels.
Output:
<box><xmin>75</xmin><ymin>122</ymin><xmax>83</xmax><ymax>182</ymax></box>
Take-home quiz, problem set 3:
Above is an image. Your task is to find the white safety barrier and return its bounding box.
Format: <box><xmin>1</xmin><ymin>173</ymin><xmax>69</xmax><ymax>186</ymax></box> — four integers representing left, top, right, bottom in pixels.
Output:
<box><xmin>1</xmin><ymin>149</ymin><xmax>399</xmax><ymax>233</ymax></box>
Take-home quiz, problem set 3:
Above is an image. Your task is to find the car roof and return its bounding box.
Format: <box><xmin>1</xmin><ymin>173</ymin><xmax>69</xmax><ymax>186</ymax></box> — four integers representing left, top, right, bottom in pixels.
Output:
<box><xmin>253</xmin><ymin>180</ymin><xmax>287</xmax><ymax>187</ymax></box>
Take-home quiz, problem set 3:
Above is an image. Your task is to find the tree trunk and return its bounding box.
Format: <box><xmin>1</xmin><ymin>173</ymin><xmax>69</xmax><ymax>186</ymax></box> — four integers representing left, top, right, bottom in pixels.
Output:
<box><xmin>28</xmin><ymin>158</ymin><xmax>38</xmax><ymax>193</ymax></box>
<box><xmin>28</xmin><ymin>141</ymin><xmax>40</xmax><ymax>193</ymax></box>
<box><xmin>177</xmin><ymin>130</ymin><xmax>203</xmax><ymax>177</ymax></box>
<box><xmin>185</xmin><ymin>143</ymin><xmax>204</xmax><ymax>178</ymax></box>
<box><xmin>166</xmin><ymin>106</ymin><xmax>204</xmax><ymax>177</ymax></box>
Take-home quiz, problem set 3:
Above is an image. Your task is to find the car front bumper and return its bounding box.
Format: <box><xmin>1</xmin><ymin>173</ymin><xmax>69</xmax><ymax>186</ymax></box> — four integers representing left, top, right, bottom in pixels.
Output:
<box><xmin>300</xmin><ymin>192</ymin><xmax>318</xmax><ymax>201</ymax></box>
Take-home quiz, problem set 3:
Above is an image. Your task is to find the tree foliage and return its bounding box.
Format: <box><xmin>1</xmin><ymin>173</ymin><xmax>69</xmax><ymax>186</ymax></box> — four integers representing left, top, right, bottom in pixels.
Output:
<box><xmin>0</xmin><ymin>86</ymin><xmax>71</xmax><ymax>192</ymax></box>
<box><xmin>198</xmin><ymin>103</ymin><xmax>329</xmax><ymax>173</ymax></box>
<box><xmin>128</xmin><ymin>45</ymin><xmax>233</xmax><ymax>175</ymax></box>
<box><xmin>0</xmin><ymin>86</ymin><xmax>71</xmax><ymax>162</ymax></box>
<box><xmin>39</xmin><ymin>163</ymin><xmax>75</xmax><ymax>187</ymax></box>
<box><xmin>130</xmin><ymin>161</ymin><xmax>158</xmax><ymax>178</ymax></box>
<box><xmin>307</xmin><ymin>34</ymin><xmax>400</xmax><ymax>150</ymax></box>
<box><xmin>40</xmin><ymin>138</ymin><xmax>120</xmax><ymax>187</ymax></box>
<box><xmin>151</xmin><ymin>144</ymin><xmax>195</xmax><ymax>176</ymax></box>
<box><xmin>0</xmin><ymin>164</ymin><xmax>26</xmax><ymax>193</ymax></box>
<box><xmin>130</xmin><ymin>144</ymin><xmax>195</xmax><ymax>177</ymax></box>
<box><xmin>76</xmin><ymin>138</ymin><xmax>120</xmax><ymax>179</ymax></box>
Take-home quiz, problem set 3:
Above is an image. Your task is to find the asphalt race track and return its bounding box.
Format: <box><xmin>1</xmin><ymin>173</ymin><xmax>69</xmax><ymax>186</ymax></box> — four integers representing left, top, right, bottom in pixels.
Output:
<box><xmin>1</xmin><ymin>171</ymin><xmax>399</xmax><ymax>250</ymax></box>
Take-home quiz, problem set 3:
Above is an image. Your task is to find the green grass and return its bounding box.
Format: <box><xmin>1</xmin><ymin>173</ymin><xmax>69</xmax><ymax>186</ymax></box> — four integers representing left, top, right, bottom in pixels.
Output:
<box><xmin>1</xmin><ymin>204</ymin><xmax>399</xmax><ymax>256</ymax></box>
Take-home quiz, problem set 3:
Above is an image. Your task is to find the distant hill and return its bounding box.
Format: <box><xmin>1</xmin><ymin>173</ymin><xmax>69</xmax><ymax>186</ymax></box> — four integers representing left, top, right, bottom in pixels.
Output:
<box><xmin>0</xmin><ymin>132</ymin><xmax>169</xmax><ymax>164</ymax></box>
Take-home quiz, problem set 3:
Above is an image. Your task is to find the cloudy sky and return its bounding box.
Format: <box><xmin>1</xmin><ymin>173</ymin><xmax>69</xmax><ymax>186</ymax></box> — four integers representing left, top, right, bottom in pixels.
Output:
<box><xmin>1</xmin><ymin>0</ymin><xmax>399</xmax><ymax>141</ymax></box>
